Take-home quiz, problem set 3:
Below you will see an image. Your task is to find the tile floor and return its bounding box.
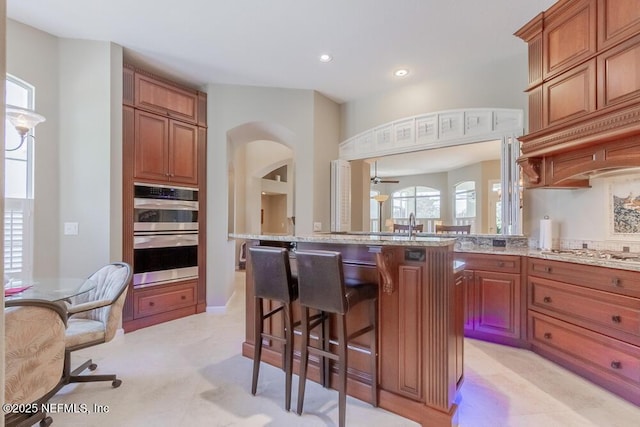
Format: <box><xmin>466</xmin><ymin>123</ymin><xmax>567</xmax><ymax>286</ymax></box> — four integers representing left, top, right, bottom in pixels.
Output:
<box><xmin>49</xmin><ymin>271</ymin><xmax>640</xmax><ymax>426</ymax></box>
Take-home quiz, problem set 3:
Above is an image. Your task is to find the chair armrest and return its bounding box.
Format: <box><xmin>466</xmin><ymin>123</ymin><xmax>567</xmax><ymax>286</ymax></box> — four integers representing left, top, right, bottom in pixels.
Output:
<box><xmin>67</xmin><ymin>299</ymin><xmax>111</xmax><ymax>315</ymax></box>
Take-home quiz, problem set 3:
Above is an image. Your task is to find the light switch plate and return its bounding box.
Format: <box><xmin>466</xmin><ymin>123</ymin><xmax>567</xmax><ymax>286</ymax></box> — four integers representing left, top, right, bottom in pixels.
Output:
<box><xmin>64</xmin><ymin>222</ymin><xmax>79</xmax><ymax>235</ymax></box>
<box><xmin>313</xmin><ymin>222</ymin><xmax>322</xmax><ymax>231</ymax></box>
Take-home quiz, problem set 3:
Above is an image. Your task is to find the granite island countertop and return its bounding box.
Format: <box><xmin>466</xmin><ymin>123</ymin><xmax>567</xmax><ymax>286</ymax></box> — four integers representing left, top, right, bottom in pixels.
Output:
<box><xmin>229</xmin><ymin>232</ymin><xmax>456</xmax><ymax>247</ymax></box>
<box><xmin>230</xmin><ymin>233</ymin><xmax>640</xmax><ymax>273</ymax></box>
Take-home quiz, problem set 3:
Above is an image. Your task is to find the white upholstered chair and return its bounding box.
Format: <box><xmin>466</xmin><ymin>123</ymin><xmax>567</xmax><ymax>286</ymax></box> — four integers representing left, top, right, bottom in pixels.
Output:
<box><xmin>5</xmin><ymin>300</ymin><xmax>67</xmax><ymax>427</ymax></box>
<box><xmin>63</xmin><ymin>262</ymin><xmax>132</xmax><ymax>388</ymax></box>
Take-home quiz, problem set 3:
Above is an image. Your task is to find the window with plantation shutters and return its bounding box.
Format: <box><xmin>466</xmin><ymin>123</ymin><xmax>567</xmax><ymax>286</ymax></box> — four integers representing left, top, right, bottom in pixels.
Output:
<box><xmin>5</xmin><ymin>75</ymin><xmax>35</xmax><ymax>280</ymax></box>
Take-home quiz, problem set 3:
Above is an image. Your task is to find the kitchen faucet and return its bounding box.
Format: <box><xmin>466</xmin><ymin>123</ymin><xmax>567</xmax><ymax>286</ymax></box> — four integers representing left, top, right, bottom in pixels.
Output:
<box><xmin>408</xmin><ymin>212</ymin><xmax>416</xmax><ymax>237</ymax></box>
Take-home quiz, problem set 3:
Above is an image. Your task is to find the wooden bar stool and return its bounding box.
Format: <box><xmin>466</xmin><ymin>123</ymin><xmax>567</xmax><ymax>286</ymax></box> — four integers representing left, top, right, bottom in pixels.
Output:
<box><xmin>249</xmin><ymin>246</ymin><xmax>299</xmax><ymax>411</ymax></box>
<box><xmin>294</xmin><ymin>249</ymin><xmax>378</xmax><ymax>427</ymax></box>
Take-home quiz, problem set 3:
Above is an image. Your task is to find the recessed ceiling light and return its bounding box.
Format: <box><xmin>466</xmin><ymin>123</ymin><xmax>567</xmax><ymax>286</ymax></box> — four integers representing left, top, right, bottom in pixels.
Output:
<box><xmin>394</xmin><ymin>69</ymin><xmax>409</xmax><ymax>77</ymax></box>
<box><xmin>319</xmin><ymin>53</ymin><xmax>333</xmax><ymax>63</ymax></box>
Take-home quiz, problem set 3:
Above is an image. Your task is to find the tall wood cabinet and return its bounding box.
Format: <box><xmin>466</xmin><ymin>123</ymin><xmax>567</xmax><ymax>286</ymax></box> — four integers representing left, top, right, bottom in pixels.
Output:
<box><xmin>515</xmin><ymin>0</ymin><xmax>640</xmax><ymax>188</ymax></box>
<box><xmin>122</xmin><ymin>64</ymin><xmax>207</xmax><ymax>332</ymax></box>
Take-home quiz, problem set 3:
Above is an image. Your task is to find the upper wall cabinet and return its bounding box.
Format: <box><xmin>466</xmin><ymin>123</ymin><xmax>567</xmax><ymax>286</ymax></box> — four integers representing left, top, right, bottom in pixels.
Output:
<box><xmin>135</xmin><ymin>72</ymin><xmax>199</xmax><ymax>125</ymax></box>
<box><xmin>543</xmin><ymin>0</ymin><xmax>597</xmax><ymax>80</ymax></box>
<box><xmin>134</xmin><ymin>110</ymin><xmax>199</xmax><ymax>186</ymax></box>
<box><xmin>516</xmin><ymin>0</ymin><xmax>640</xmax><ymax>189</ymax></box>
<box><xmin>598</xmin><ymin>0</ymin><xmax>640</xmax><ymax>50</ymax></box>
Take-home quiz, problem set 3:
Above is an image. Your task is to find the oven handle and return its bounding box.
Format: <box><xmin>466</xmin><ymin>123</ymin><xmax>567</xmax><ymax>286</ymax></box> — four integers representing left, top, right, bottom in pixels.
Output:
<box><xmin>134</xmin><ymin>198</ymin><xmax>199</xmax><ymax>211</ymax></box>
<box><xmin>134</xmin><ymin>233</ymin><xmax>198</xmax><ymax>249</ymax></box>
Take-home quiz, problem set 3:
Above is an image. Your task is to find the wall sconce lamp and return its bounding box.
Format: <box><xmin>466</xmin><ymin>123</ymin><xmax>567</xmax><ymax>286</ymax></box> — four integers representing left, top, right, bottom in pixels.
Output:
<box><xmin>5</xmin><ymin>105</ymin><xmax>46</xmax><ymax>151</ymax></box>
<box><xmin>373</xmin><ymin>194</ymin><xmax>389</xmax><ymax>232</ymax></box>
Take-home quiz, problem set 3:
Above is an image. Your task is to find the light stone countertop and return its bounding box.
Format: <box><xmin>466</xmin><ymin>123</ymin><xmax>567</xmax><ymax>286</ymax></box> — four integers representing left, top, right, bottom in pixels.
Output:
<box><xmin>229</xmin><ymin>232</ymin><xmax>456</xmax><ymax>247</ymax></box>
<box><xmin>231</xmin><ymin>233</ymin><xmax>640</xmax><ymax>273</ymax></box>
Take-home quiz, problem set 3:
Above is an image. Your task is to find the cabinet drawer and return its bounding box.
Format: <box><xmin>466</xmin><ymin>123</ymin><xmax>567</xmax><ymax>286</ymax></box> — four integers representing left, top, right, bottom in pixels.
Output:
<box><xmin>530</xmin><ymin>312</ymin><xmax>640</xmax><ymax>386</ymax></box>
<box><xmin>528</xmin><ymin>258</ymin><xmax>640</xmax><ymax>298</ymax></box>
<box><xmin>134</xmin><ymin>282</ymin><xmax>196</xmax><ymax>318</ymax></box>
<box><xmin>457</xmin><ymin>253</ymin><xmax>521</xmax><ymax>274</ymax></box>
<box><xmin>135</xmin><ymin>73</ymin><xmax>198</xmax><ymax>124</ymax></box>
<box><xmin>530</xmin><ymin>276</ymin><xmax>640</xmax><ymax>341</ymax></box>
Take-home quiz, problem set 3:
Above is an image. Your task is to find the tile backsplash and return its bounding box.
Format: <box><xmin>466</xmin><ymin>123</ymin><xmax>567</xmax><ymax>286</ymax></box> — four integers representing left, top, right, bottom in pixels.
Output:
<box><xmin>527</xmin><ymin>238</ymin><xmax>640</xmax><ymax>253</ymax></box>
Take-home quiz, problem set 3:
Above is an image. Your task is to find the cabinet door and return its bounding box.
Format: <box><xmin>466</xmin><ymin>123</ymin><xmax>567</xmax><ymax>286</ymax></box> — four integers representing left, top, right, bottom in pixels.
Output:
<box><xmin>169</xmin><ymin>120</ymin><xmax>198</xmax><ymax>185</ymax></box>
<box><xmin>598</xmin><ymin>0</ymin><xmax>640</xmax><ymax>50</ymax></box>
<box><xmin>474</xmin><ymin>271</ymin><xmax>521</xmax><ymax>339</ymax></box>
<box><xmin>135</xmin><ymin>110</ymin><xmax>169</xmax><ymax>182</ymax></box>
<box><xmin>135</xmin><ymin>73</ymin><xmax>198</xmax><ymax>124</ymax></box>
<box><xmin>597</xmin><ymin>34</ymin><xmax>640</xmax><ymax>109</ymax></box>
<box><xmin>543</xmin><ymin>0</ymin><xmax>597</xmax><ymax>79</ymax></box>
<box><xmin>543</xmin><ymin>58</ymin><xmax>596</xmax><ymax>128</ymax></box>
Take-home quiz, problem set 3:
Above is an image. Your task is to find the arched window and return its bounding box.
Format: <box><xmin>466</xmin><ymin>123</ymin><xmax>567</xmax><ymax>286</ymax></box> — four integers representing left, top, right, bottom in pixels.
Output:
<box><xmin>391</xmin><ymin>186</ymin><xmax>440</xmax><ymax>229</ymax></box>
<box><xmin>454</xmin><ymin>181</ymin><xmax>476</xmax><ymax>219</ymax></box>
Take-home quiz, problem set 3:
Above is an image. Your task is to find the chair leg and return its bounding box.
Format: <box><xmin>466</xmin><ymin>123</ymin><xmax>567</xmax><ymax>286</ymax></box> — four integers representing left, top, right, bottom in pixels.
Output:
<box><xmin>370</xmin><ymin>298</ymin><xmax>378</xmax><ymax>407</ymax></box>
<box><xmin>296</xmin><ymin>307</ymin><xmax>310</xmax><ymax>416</ymax></box>
<box><xmin>337</xmin><ymin>314</ymin><xmax>348</xmax><ymax>427</ymax></box>
<box><xmin>252</xmin><ymin>297</ymin><xmax>264</xmax><ymax>396</ymax></box>
<box><xmin>284</xmin><ymin>302</ymin><xmax>294</xmax><ymax>411</ymax></box>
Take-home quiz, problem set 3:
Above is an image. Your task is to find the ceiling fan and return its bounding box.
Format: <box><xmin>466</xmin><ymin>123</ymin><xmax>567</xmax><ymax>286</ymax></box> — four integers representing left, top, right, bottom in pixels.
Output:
<box><xmin>370</xmin><ymin>161</ymin><xmax>399</xmax><ymax>184</ymax></box>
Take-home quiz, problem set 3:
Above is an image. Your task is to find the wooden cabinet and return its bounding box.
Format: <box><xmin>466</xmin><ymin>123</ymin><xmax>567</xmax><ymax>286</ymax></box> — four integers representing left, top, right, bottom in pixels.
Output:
<box><xmin>134</xmin><ymin>110</ymin><xmax>198</xmax><ymax>186</ymax></box>
<box><xmin>527</xmin><ymin>257</ymin><xmax>640</xmax><ymax>405</ymax></box>
<box><xmin>134</xmin><ymin>280</ymin><xmax>197</xmax><ymax>318</ymax></box>
<box><xmin>516</xmin><ymin>0</ymin><xmax>640</xmax><ymax>188</ymax></box>
<box><xmin>457</xmin><ymin>253</ymin><xmax>526</xmax><ymax>347</ymax></box>
<box><xmin>122</xmin><ymin>64</ymin><xmax>207</xmax><ymax>333</ymax></box>
<box><xmin>134</xmin><ymin>72</ymin><xmax>199</xmax><ymax>124</ymax></box>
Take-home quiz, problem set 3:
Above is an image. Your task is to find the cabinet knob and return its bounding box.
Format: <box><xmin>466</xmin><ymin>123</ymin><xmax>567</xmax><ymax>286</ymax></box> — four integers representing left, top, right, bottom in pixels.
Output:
<box><xmin>149</xmin><ymin>301</ymin><xmax>155</xmax><ymax>307</ymax></box>
<box><xmin>181</xmin><ymin>295</ymin><xmax>187</xmax><ymax>300</ymax></box>
<box><xmin>611</xmin><ymin>277</ymin><xmax>621</xmax><ymax>287</ymax></box>
<box><xmin>611</xmin><ymin>361</ymin><xmax>622</xmax><ymax>369</ymax></box>
<box><xmin>543</xmin><ymin>332</ymin><xmax>552</xmax><ymax>340</ymax></box>
<box><xmin>497</xmin><ymin>261</ymin><xmax>505</xmax><ymax>267</ymax></box>
<box><xmin>611</xmin><ymin>315</ymin><xmax>622</xmax><ymax>323</ymax></box>
<box><xmin>543</xmin><ymin>296</ymin><xmax>552</xmax><ymax>303</ymax></box>
<box><xmin>543</xmin><ymin>266</ymin><xmax>552</xmax><ymax>273</ymax></box>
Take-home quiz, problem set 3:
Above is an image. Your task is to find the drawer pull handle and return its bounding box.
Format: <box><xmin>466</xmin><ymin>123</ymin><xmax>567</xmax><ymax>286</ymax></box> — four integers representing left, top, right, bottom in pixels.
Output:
<box><xmin>543</xmin><ymin>266</ymin><xmax>552</xmax><ymax>273</ymax></box>
<box><xmin>149</xmin><ymin>301</ymin><xmax>155</xmax><ymax>307</ymax></box>
<box><xmin>611</xmin><ymin>278</ymin><xmax>621</xmax><ymax>287</ymax></box>
<box><xmin>543</xmin><ymin>296</ymin><xmax>552</xmax><ymax>303</ymax></box>
<box><xmin>611</xmin><ymin>315</ymin><xmax>622</xmax><ymax>323</ymax></box>
<box><xmin>611</xmin><ymin>361</ymin><xmax>622</xmax><ymax>369</ymax></box>
<box><xmin>497</xmin><ymin>262</ymin><xmax>505</xmax><ymax>267</ymax></box>
<box><xmin>543</xmin><ymin>332</ymin><xmax>552</xmax><ymax>340</ymax></box>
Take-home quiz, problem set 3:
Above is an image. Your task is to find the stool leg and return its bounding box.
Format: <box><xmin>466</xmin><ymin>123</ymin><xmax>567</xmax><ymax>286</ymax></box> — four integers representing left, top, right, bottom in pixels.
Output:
<box><xmin>284</xmin><ymin>302</ymin><xmax>294</xmax><ymax>411</ymax></box>
<box><xmin>370</xmin><ymin>298</ymin><xmax>378</xmax><ymax>407</ymax></box>
<box><xmin>337</xmin><ymin>313</ymin><xmax>347</xmax><ymax>427</ymax></box>
<box><xmin>319</xmin><ymin>311</ymin><xmax>330</xmax><ymax>388</ymax></box>
<box><xmin>296</xmin><ymin>306</ymin><xmax>310</xmax><ymax>416</ymax></box>
<box><xmin>252</xmin><ymin>297</ymin><xmax>264</xmax><ymax>396</ymax></box>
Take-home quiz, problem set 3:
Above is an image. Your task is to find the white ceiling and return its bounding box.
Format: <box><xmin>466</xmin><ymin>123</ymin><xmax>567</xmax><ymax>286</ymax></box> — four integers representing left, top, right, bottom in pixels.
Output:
<box><xmin>7</xmin><ymin>0</ymin><xmax>556</xmax><ymax>104</ymax></box>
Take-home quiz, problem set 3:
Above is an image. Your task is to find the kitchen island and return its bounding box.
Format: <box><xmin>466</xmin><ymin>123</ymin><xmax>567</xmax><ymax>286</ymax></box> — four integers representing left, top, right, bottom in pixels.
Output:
<box><xmin>232</xmin><ymin>233</ymin><xmax>463</xmax><ymax>427</ymax></box>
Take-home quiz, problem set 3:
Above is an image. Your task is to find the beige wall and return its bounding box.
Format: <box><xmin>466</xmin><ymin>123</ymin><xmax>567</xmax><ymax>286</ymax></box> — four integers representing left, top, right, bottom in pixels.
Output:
<box><xmin>206</xmin><ymin>83</ymin><xmax>339</xmax><ymax>306</ymax></box>
<box><xmin>7</xmin><ymin>21</ymin><xmax>123</xmax><ymax>278</ymax></box>
<box><xmin>7</xmin><ymin>20</ymin><xmax>60</xmax><ymax>277</ymax></box>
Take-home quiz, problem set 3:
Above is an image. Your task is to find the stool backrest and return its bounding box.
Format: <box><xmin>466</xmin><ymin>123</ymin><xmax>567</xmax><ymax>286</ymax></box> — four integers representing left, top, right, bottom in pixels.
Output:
<box><xmin>295</xmin><ymin>250</ymin><xmax>346</xmax><ymax>314</ymax></box>
<box><xmin>249</xmin><ymin>246</ymin><xmax>295</xmax><ymax>303</ymax></box>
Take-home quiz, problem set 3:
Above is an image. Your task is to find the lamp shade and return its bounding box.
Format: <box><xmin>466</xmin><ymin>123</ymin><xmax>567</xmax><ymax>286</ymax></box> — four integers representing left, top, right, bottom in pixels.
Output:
<box><xmin>6</xmin><ymin>105</ymin><xmax>46</xmax><ymax>136</ymax></box>
<box><xmin>373</xmin><ymin>194</ymin><xmax>389</xmax><ymax>203</ymax></box>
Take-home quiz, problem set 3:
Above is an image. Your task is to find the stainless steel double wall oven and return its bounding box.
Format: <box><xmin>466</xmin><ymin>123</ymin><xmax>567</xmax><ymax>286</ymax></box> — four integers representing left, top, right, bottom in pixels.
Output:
<box><xmin>133</xmin><ymin>184</ymin><xmax>199</xmax><ymax>288</ymax></box>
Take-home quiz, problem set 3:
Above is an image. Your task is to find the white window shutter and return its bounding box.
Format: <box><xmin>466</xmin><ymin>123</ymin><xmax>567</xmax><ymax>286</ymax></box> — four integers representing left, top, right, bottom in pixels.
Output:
<box><xmin>331</xmin><ymin>159</ymin><xmax>351</xmax><ymax>232</ymax></box>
